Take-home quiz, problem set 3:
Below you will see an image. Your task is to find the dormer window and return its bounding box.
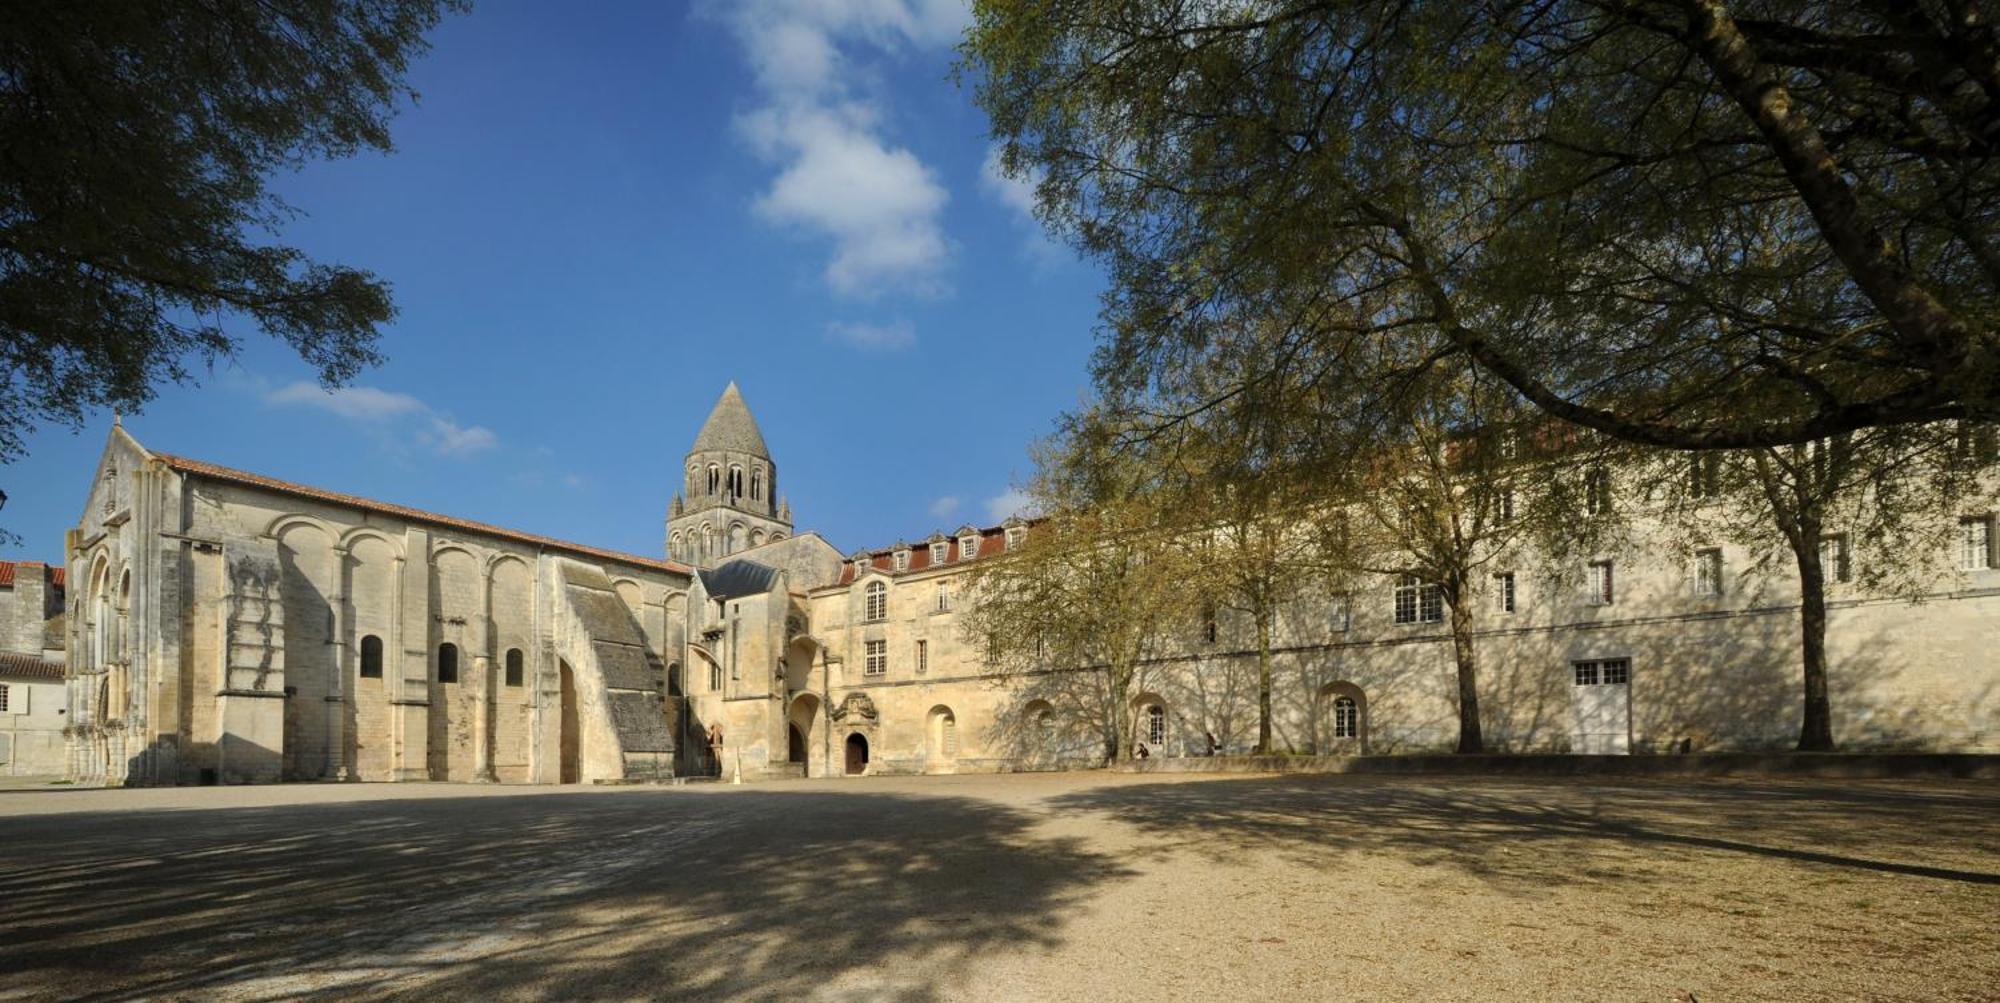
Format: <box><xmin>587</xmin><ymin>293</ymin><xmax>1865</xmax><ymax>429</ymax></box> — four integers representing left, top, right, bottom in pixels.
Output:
<box><xmin>958</xmin><ymin>535</ymin><xmax>978</xmax><ymax>559</ymax></box>
<box><xmin>1005</xmin><ymin>527</ymin><xmax>1026</xmax><ymax>550</ymax></box>
<box><xmin>930</xmin><ymin>542</ymin><xmax>948</xmax><ymax>564</ymax></box>
<box><xmin>892</xmin><ymin>548</ymin><xmax>910</xmax><ymax>572</ymax></box>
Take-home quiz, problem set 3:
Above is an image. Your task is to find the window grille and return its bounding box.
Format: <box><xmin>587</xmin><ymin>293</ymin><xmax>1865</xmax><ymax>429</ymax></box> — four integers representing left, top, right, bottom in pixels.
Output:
<box><xmin>864</xmin><ymin>639</ymin><xmax>887</xmax><ymax>676</ymax></box>
<box><xmin>1144</xmin><ymin>704</ymin><xmax>1166</xmax><ymax>746</ymax></box>
<box><xmin>915</xmin><ymin>639</ymin><xmax>928</xmax><ymax>675</ymax></box>
<box><xmin>1819</xmin><ymin>535</ymin><xmax>1853</xmax><ymax>583</ymax></box>
<box><xmin>1694</xmin><ymin>549</ymin><xmax>1723</xmax><ymax>597</ymax></box>
<box><xmin>1333</xmin><ymin>696</ymin><xmax>1358</xmax><ymax>738</ymax></box>
<box><xmin>1494</xmin><ymin>572</ymin><xmax>1516</xmax><ymax>614</ymax></box>
<box><xmin>1394</xmin><ymin>575</ymin><xmax>1443</xmax><ymax>624</ymax></box>
<box><xmin>863</xmin><ymin>581</ymin><xmax>887</xmax><ymax>622</ymax></box>
<box><xmin>1962</xmin><ymin>516</ymin><xmax>1994</xmax><ymax>570</ymax></box>
<box><xmin>1588</xmin><ymin>561</ymin><xmax>1615</xmax><ymax>605</ymax></box>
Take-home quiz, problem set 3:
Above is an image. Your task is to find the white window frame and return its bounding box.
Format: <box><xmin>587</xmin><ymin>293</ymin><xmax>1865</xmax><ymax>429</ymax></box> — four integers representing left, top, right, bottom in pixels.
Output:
<box><xmin>1587</xmin><ymin>560</ymin><xmax>1615</xmax><ymax>606</ymax></box>
<box><xmin>1493</xmin><ymin>572</ymin><xmax>1516</xmax><ymax>614</ymax></box>
<box><xmin>1962</xmin><ymin>515</ymin><xmax>1995</xmax><ymax>571</ymax></box>
<box><xmin>1144</xmin><ymin>704</ymin><xmax>1167</xmax><ymax>746</ymax></box>
<box><xmin>863</xmin><ymin>581</ymin><xmax>887</xmax><ymax>622</ymax></box>
<box><xmin>915</xmin><ymin>639</ymin><xmax>928</xmax><ymax>675</ymax></box>
<box><xmin>930</xmin><ymin>542</ymin><xmax>947</xmax><ymax>565</ymax></box>
<box><xmin>864</xmin><ymin>639</ymin><xmax>888</xmax><ymax>676</ymax></box>
<box><xmin>1005</xmin><ymin>527</ymin><xmax>1027</xmax><ymax>550</ymax></box>
<box><xmin>1584</xmin><ymin>468</ymin><xmax>1613</xmax><ymax>516</ymax></box>
<box><xmin>1693</xmin><ymin>548</ymin><xmax>1723</xmax><ymax>598</ymax></box>
<box><xmin>892</xmin><ymin>549</ymin><xmax>910</xmax><ymax>572</ymax></box>
<box><xmin>1820</xmin><ymin>533</ymin><xmax>1853</xmax><ymax>583</ymax></box>
<box><xmin>1394</xmin><ymin>574</ymin><xmax>1443</xmax><ymax>625</ymax></box>
<box><xmin>1332</xmin><ymin>696</ymin><xmax>1359</xmax><ymax>738</ymax></box>
<box><xmin>935</xmin><ymin>581</ymin><xmax>951</xmax><ymax>613</ymax></box>
<box><xmin>1574</xmin><ymin>657</ymin><xmax>1631</xmax><ymax>686</ymax></box>
<box><xmin>959</xmin><ymin>535</ymin><xmax>980</xmax><ymax>559</ymax></box>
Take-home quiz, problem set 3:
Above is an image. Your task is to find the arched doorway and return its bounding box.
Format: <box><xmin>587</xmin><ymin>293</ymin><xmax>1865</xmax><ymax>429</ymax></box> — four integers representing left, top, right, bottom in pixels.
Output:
<box><xmin>926</xmin><ymin>705</ymin><xmax>958</xmax><ymax>771</ymax></box>
<box><xmin>558</xmin><ymin>660</ymin><xmax>580</xmax><ymax>784</ymax></box>
<box><xmin>789</xmin><ymin>724</ymin><xmax>807</xmax><ymax>766</ymax></box>
<box><xmin>1318</xmin><ymin>681</ymin><xmax>1368</xmax><ymax>754</ymax></box>
<box><xmin>844</xmin><ymin>732</ymin><xmax>869</xmax><ymax>775</ymax></box>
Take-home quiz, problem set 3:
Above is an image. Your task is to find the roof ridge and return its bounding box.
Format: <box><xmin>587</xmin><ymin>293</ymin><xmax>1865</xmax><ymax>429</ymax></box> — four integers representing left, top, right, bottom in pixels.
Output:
<box><xmin>150</xmin><ymin>452</ymin><xmax>691</xmax><ymax>576</ymax></box>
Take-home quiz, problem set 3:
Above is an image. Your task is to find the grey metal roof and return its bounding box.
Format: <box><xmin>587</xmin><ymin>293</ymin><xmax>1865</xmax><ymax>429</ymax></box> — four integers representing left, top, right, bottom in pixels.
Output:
<box><xmin>699</xmin><ymin>559</ymin><xmax>781</xmax><ymax>599</ymax></box>
<box><xmin>691</xmin><ymin>382</ymin><xmax>771</xmax><ymax>458</ymax></box>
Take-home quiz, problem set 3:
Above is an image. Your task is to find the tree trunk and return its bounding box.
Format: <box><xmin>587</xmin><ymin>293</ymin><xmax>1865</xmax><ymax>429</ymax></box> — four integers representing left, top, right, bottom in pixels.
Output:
<box><xmin>1448</xmin><ymin>599</ymin><xmax>1484</xmax><ymax>753</ymax></box>
<box><xmin>1105</xmin><ymin>662</ymin><xmax>1131</xmax><ymax>762</ymax></box>
<box><xmin>1793</xmin><ymin>533</ymin><xmax>1837</xmax><ymax>752</ymax></box>
<box><xmin>1255</xmin><ymin>608</ymin><xmax>1273</xmax><ymax>754</ymax></box>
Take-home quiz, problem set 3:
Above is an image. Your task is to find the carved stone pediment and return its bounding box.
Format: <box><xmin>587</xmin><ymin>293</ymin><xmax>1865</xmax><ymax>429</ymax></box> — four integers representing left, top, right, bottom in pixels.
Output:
<box><xmin>829</xmin><ymin>692</ymin><xmax>878</xmax><ymax>724</ymax></box>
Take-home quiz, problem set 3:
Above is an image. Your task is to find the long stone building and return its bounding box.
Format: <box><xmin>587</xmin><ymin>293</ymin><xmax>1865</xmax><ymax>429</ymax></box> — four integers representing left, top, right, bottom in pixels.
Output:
<box><xmin>61</xmin><ymin>385</ymin><xmax>2000</xmax><ymax>785</ymax></box>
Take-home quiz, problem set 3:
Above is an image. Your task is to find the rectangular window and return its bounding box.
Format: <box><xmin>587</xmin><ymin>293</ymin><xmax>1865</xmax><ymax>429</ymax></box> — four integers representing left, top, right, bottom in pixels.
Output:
<box><xmin>1572</xmin><ymin>658</ymin><xmax>1630</xmax><ymax>686</ymax></box>
<box><xmin>1694</xmin><ymin>548</ymin><xmax>1723</xmax><ymax>598</ymax></box>
<box><xmin>1495</xmin><ymin>487</ymin><xmax>1515</xmax><ymax>525</ymax></box>
<box><xmin>1493</xmin><ymin>572</ymin><xmax>1516</xmax><ymax>614</ymax></box>
<box><xmin>1330</xmin><ymin>595</ymin><xmax>1351</xmax><ymax>633</ymax></box>
<box><xmin>915</xmin><ymin>639</ymin><xmax>928</xmax><ymax>675</ymax></box>
<box><xmin>1584</xmin><ymin>468</ymin><xmax>1613</xmax><ymax>516</ymax></box>
<box><xmin>1006</xmin><ymin>527</ymin><xmax>1026</xmax><ymax>549</ymax></box>
<box><xmin>935</xmin><ymin>581</ymin><xmax>950</xmax><ymax>613</ymax></box>
<box><xmin>930</xmin><ymin>543</ymin><xmax>947</xmax><ymax>564</ymax></box>
<box><xmin>1588</xmin><ymin>561</ymin><xmax>1615</xmax><ymax>606</ymax></box>
<box><xmin>1820</xmin><ymin>534</ymin><xmax>1853</xmax><ymax>583</ymax></box>
<box><xmin>1962</xmin><ymin>516</ymin><xmax>1995</xmax><ymax>570</ymax></box>
<box><xmin>893</xmin><ymin>550</ymin><xmax>910</xmax><ymax>572</ymax></box>
<box><xmin>710</xmin><ymin>661</ymin><xmax>723</xmax><ymax>691</ymax></box>
<box><xmin>864</xmin><ymin>584</ymin><xmax>887</xmax><ymax>622</ymax></box>
<box><xmin>864</xmin><ymin>639</ymin><xmax>887</xmax><ymax>676</ymax></box>
<box><xmin>0</xmin><ymin>683</ymin><xmax>9</xmax><ymax>713</ymax></box>
<box><xmin>1689</xmin><ymin>453</ymin><xmax>1721</xmax><ymax>499</ymax></box>
<box><xmin>959</xmin><ymin>536</ymin><xmax>980</xmax><ymax>560</ymax></box>
<box><xmin>1394</xmin><ymin>574</ymin><xmax>1443</xmax><ymax>625</ymax></box>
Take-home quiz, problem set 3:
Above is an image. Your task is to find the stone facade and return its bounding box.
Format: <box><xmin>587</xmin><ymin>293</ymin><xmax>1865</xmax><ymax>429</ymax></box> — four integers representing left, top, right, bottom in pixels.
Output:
<box><xmin>0</xmin><ymin>561</ymin><xmax>69</xmax><ymax>776</ymax></box>
<box><xmin>58</xmin><ymin>387</ymin><xmax>2000</xmax><ymax>785</ymax></box>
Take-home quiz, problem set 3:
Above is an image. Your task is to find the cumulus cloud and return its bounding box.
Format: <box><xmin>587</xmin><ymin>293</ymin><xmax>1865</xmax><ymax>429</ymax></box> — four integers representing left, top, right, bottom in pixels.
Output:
<box><xmin>825</xmin><ymin>318</ymin><xmax>916</xmax><ymax>350</ymax></box>
<box><xmin>986</xmin><ymin>488</ymin><xmax>1033</xmax><ymax>522</ymax></box>
<box><xmin>265</xmin><ymin>381</ymin><xmax>498</xmax><ymax>457</ymax></box>
<box><xmin>929</xmin><ymin>495</ymin><xmax>960</xmax><ymax>518</ymax></box>
<box><xmin>715</xmin><ymin>1</ymin><xmax>968</xmax><ymax>298</ymax></box>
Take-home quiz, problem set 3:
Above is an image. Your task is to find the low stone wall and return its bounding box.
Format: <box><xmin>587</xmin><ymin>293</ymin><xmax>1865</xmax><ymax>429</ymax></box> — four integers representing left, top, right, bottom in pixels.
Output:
<box><xmin>1113</xmin><ymin>752</ymin><xmax>2000</xmax><ymax>780</ymax></box>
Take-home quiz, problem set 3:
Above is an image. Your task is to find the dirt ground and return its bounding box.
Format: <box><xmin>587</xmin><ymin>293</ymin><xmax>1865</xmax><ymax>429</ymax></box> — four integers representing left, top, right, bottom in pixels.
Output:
<box><xmin>0</xmin><ymin>771</ymin><xmax>1994</xmax><ymax>1002</ymax></box>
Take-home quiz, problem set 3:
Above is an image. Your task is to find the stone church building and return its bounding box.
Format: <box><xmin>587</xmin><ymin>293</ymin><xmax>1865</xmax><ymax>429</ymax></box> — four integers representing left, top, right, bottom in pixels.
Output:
<box><xmin>61</xmin><ymin>385</ymin><xmax>2000</xmax><ymax>785</ymax></box>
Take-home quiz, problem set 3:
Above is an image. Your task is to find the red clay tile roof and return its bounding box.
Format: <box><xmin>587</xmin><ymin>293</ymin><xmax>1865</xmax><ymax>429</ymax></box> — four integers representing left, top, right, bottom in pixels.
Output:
<box><xmin>0</xmin><ymin>561</ymin><xmax>65</xmax><ymax>592</ymax></box>
<box><xmin>0</xmin><ymin>652</ymin><xmax>64</xmax><ymax>680</ymax></box>
<box><xmin>831</xmin><ymin>522</ymin><xmax>1035</xmax><ymax>586</ymax></box>
<box><xmin>151</xmin><ymin>453</ymin><xmax>693</xmax><ymax>577</ymax></box>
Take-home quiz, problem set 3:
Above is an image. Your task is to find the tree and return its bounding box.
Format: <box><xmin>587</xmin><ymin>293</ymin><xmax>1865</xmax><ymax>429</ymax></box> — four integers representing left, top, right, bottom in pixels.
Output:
<box><xmin>0</xmin><ymin>0</ymin><xmax>464</xmax><ymax>463</ymax></box>
<box><xmin>966</xmin><ymin>1</ymin><xmax>2000</xmax><ymax>452</ymax></box>
<box><xmin>960</xmin><ymin>413</ymin><xmax>1201</xmax><ymax>762</ymax></box>
<box><xmin>1641</xmin><ymin>422</ymin><xmax>1998</xmax><ymax>749</ymax></box>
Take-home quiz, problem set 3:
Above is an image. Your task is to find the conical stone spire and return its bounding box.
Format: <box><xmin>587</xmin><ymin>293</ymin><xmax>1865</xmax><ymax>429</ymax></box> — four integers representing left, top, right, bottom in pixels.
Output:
<box><xmin>691</xmin><ymin>381</ymin><xmax>770</xmax><ymax>458</ymax></box>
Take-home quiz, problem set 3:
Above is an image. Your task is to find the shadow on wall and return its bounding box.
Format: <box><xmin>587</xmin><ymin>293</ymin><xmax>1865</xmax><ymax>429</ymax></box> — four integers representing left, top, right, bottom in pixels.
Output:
<box><xmin>0</xmin><ymin>789</ymin><xmax>1131</xmax><ymax>1001</ymax></box>
<box><xmin>980</xmin><ymin>669</ymin><xmax>1115</xmax><ymax>767</ymax></box>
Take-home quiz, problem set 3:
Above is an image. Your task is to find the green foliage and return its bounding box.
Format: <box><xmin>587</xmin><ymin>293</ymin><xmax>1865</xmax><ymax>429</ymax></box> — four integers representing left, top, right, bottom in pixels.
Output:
<box><xmin>965</xmin><ymin>0</ymin><xmax>2000</xmax><ymax>451</ymax></box>
<box><xmin>0</xmin><ymin>0</ymin><xmax>465</xmax><ymax>462</ymax></box>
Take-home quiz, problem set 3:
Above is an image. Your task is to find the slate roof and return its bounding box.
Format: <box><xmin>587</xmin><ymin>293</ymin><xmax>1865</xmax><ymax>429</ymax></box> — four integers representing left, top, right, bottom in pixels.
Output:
<box><xmin>699</xmin><ymin>559</ymin><xmax>782</xmax><ymax>600</ymax></box>
<box><xmin>690</xmin><ymin>382</ymin><xmax>771</xmax><ymax>458</ymax></box>
<box><xmin>151</xmin><ymin>453</ymin><xmax>692</xmax><ymax>577</ymax></box>
<box><xmin>831</xmin><ymin>520</ymin><xmax>1038</xmax><ymax>586</ymax></box>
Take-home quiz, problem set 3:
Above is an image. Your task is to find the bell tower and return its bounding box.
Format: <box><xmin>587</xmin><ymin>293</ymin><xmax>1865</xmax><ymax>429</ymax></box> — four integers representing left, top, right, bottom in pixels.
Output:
<box><xmin>666</xmin><ymin>382</ymin><xmax>792</xmax><ymax>567</ymax></box>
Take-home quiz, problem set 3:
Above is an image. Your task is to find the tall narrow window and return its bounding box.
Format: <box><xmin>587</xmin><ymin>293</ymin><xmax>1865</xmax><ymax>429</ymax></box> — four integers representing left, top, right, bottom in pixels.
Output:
<box><xmin>915</xmin><ymin>639</ymin><xmax>928</xmax><ymax>675</ymax></box>
<box><xmin>864</xmin><ymin>639</ymin><xmax>888</xmax><ymax>676</ymax></box>
<box><xmin>1332</xmin><ymin>696</ymin><xmax>1358</xmax><ymax>738</ymax></box>
<box><xmin>1694</xmin><ymin>549</ymin><xmax>1723</xmax><ymax>597</ymax></box>
<box><xmin>0</xmin><ymin>683</ymin><xmax>10</xmax><ymax>713</ymax></box>
<box><xmin>1202</xmin><ymin>603</ymin><xmax>1218</xmax><ymax>643</ymax></box>
<box><xmin>1330</xmin><ymin>595</ymin><xmax>1351</xmax><ymax>633</ymax></box>
<box><xmin>359</xmin><ymin>635</ymin><xmax>384</xmax><ymax>679</ymax></box>
<box><xmin>935</xmin><ymin>581</ymin><xmax>950</xmax><ymax>613</ymax></box>
<box><xmin>750</xmin><ymin>468</ymin><xmax>763</xmax><ymax>500</ymax></box>
<box><xmin>863</xmin><ymin>581</ymin><xmax>887</xmax><ymax>622</ymax></box>
<box><xmin>706</xmin><ymin>465</ymin><xmax>719</xmax><ymax>496</ymax></box>
<box><xmin>1145</xmin><ymin>704</ymin><xmax>1167</xmax><ymax>746</ymax></box>
<box><xmin>1588</xmin><ymin>561</ymin><xmax>1616</xmax><ymax>606</ymax></box>
<box><xmin>1820</xmin><ymin>534</ymin><xmax>1853</xmax><ymax>583</ymax></box>
<box><xmin>728</xmin><ymin>465</ymin><xmax>744</xmax><ymax>497</ymax></box>
<box><xmin>504</xmin><ymin>648</ymin><xmax>524</xmax><ymax>687</ymax></box>
<box><xmin>1689</xmin><ymin>453</ymin><xmax>1721</xmax><ymax>499</ymax></box>
<box><xmin>437</xmin><ymin>642</ymin><xmax>459</xmax><ymax>684</ymax></box>
<box><xmin>1494</xmin><ymin>487</ymin><xmax>1515</xmax><ymax>525</ymax></box>
<box><xmin>1493</xmin><ymin>572</ymin><xmax>1516</xmax><ymax>614</ymax></box>
<box><xmin>710</xmin><ymin>659</ymin><xmax>723</xmax><ymax>691</ymax></box>
<box><xmin>1584</xmin><ymin>468</ymin><xmax>1613</xmax><ymax>516</ymax></box>
<box><xmin>1962</xmin><ymin>516</ymin><xmax>1995</xmax><ymax>570</ymax></box>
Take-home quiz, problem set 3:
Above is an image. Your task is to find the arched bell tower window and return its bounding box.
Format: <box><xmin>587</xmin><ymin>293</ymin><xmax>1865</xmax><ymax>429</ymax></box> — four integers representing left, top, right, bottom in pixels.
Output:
<box><xmin>751</xmin><ymin>467</ymin><xmax>764</xmax><ymax>501</ymax></box>
<box><xmin>728</xmin><ymin>465</ymin><xmax>744</xmax><ymax>498</ymax></box>
<box><xmin>706</xmin><ymin>464</ymin><xmax>720</xmax><ymax>496</ymax></box>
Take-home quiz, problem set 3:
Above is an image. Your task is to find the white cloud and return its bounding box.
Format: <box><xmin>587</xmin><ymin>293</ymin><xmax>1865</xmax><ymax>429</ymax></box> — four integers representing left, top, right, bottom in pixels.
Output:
<box><xmin>929</xmin><ymin>495</ymin><xmax>960</xmax><ymax>518</ymax></box>
<box><xmin>826</xmin><ymin>318</ymin><xmax>916</xmax><ymax>351</ymax></box>
<box><xmin>715</xmin><ymin>1</ymin><xmax>968</xmax><ymax>298</ymax></box>
<box><xmin>986</xmin><ymin>488</ymin><xmax>1033</xmax><ymax>523</ymax></box>
<box><xmin>265</xmin><ymin>380</ymin><xmax>496</xmax><ymax>457</ymax></box>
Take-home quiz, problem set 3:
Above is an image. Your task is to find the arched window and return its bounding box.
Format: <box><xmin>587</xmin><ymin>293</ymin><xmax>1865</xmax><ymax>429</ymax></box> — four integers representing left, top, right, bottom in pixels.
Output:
<box><xmin>750</xmin><ymin>467</ymin><xmax>764</xmax><ymax>500</ymax></box>
<box><xmin>1333</xmin><ymin>696</ymin><xmax>1359</xmax><ymax>738</ymax></box>
<box><xmin>728</xmin><ymin>465</ymin><xmax>744</xmax><ymax>497</ymax></box>
<box><xmin>437</xmin><ymin>642</ymin><xmax>459</xmax><ymax>684</ymax></box>
<box><xmin>702</xmin><ymin>524</ymin><xmax>716</xmax><ymax>559</ymax></box>
<box><xmin>359</xmin><ymin>635</ymin><xmax>384</xmax><ymax>679</ymax></box>
<box><xmin>706</xmin><ymin>464</ymin><xmax>720</xmax><ymax>496</ymax></box>
<box><xmin>504</xmin><ymin>648</ymin><xmax>524</xmax><ymax>687</ymax></box>
<box><xmin>863</xmin><ymin>580</ymin><xmax>887</xmax><ymax>622</ymax></box>
<box><xmin>669</xmin><ymin>533</ymin><xmax>682</xmax><ymax>560</ymax></box>
<box><xmin>687</xmin><ymin>465</ymin><xmax>699</xmax><ymax>496</ymax></box>
<box><xmin>1145</xmin><ymin>704</ymin><xmax>1167</xmax><ymax>747</ymax></box>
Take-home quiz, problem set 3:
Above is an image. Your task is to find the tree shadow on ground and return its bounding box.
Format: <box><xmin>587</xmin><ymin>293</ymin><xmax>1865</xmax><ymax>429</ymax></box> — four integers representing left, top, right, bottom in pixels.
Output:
<box><xmin>1047</xmin><ymin>774</ymin><xmax>2000</xmax><ymax>891</ymax></box>
<box><xmin>0</xmin><ymin>786</ymin><xmax>1131</xmax><ymax>1001</ymax></box>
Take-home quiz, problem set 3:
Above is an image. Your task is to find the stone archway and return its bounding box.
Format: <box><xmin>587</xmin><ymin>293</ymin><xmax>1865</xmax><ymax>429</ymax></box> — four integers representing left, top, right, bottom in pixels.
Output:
<box><xmin>1318</xmin><ymin>680</ymin><xmax>1368</xmax><ymax>755</ymax></box>
<box><xmin>844</xmin><ymin>732</ymin><xmax>869</xmax><ymax>775</ymax></box>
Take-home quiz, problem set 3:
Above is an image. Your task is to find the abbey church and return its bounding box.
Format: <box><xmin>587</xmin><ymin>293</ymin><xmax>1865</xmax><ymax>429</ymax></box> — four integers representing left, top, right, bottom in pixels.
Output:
<box><xmin>58</xmin><ymin>384</ymin><xmax>2000</xmax><ymax>786</ymax></box>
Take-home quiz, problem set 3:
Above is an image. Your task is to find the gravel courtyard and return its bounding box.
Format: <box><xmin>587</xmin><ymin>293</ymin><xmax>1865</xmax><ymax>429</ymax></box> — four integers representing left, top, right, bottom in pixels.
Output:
<box><xmin>0</xmin><ymin>771</ymin><xmax>1994</xmax><ymax>1002</ymax></box>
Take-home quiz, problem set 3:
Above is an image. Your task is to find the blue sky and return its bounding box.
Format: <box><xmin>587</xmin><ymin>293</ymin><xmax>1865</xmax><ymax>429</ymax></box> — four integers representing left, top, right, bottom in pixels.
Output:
<box><xmin>3</xmin><ymin>1</ymin><xmax>1103</xmax><ymax>563</ymax></box>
